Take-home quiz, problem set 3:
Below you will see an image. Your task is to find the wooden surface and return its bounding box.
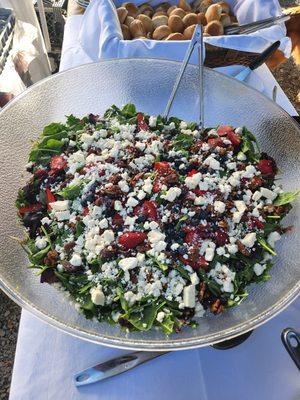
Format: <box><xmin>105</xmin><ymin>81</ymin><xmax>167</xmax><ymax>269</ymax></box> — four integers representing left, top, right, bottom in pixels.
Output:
<box><xmin>67</xmin><ymin>0</ymin><xmax>85</xmax><ymax>16</ymax></box>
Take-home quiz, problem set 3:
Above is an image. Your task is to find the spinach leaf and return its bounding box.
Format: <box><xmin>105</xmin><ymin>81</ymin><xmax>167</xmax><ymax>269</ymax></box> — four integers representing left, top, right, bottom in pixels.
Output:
<box><xmin>158</xmin><ymin>312</ymin><xmax>175</xmax><ymax>335</ymax></box>
<box><xmin>121</xmin><ymin>103</ymin><xmax>137</xmax><ymax>118</ymax></box>
<box><xmin>148</xmin><ymin>255</ymin><xmax>168</xmax><ymax>272</ymax></box>
<box><xmin>58</xmin><ymin>183</ymin><xmax>83</xmax><ymax>200</ymax></box>
<box><xmin>173</xmin><ymin>133</ymin><xmax>193</xmax><ymax>152</ymax></box>
<box><xmin>128</xmin><ymin>301</ymin><xmax>164</xmax><ymax>331</ymax></box>
<box><xmin>30</xmin><ymin>244</ymin><xmax>50</xmax><ymax>264</ymax></box>
<box><xmin>173</xmin><ymin>262</ymin><xmax>191</xmax><ymax>281</ymax></box>
<box><xmin>42</xmin><ymin>122</ymin><xmax>65</xmax><ymax>136</ymax></box>
<box><xmin>274</xmin><ymin>189</ymin><xmax>300</xmax><ymax>206</ymax></box>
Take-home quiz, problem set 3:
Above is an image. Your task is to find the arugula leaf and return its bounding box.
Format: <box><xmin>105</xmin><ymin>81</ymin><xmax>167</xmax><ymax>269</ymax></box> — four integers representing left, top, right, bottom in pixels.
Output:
<box><xmin>15</xmin><ymin>188</ymin><xmax>26</xmax><ymax>208</ymax></box>
<box><xmin>30</xmin><ymin>245</ymin><xmax>50</xmax><ymax>264</ymax></box>
<box><xmin>175</xmin><ymin>215</ymin><xmax>188</xmax><ymax>230</ymax></box>
<box><xmin>257</xmin><ymin>237</ymin><xmax>276</xmax><ymax>256</ymax></box>
<box><xmin>187</xmin><ymin>122</ymin><xmax>197</xmax><ymax>130</ymax></box>
<box><xmin>58</xmin><ymin>183</ymin><xmax>82</xmax><ymax>200</ymax></box>
<box><xmin>274</xmin><ymin>189</ymin><xmax>300</xmax><ymax>206</ymax></box>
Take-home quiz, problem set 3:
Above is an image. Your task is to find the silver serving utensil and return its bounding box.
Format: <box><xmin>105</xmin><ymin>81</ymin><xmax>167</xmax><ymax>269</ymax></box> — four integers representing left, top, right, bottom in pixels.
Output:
<box><xmin>164</xmin><ymin>24</ymin><xmax>204</xmax><ymax>130</ymax></box>
<box><xmin>74</xmin><ymin>351</ymin><xmax>168</xmax><ymax>386</ymax></box>
<box><xmin>224</xmin><ymin>14</ymin><xmax>290</xmax><ymax>36</ymax></box>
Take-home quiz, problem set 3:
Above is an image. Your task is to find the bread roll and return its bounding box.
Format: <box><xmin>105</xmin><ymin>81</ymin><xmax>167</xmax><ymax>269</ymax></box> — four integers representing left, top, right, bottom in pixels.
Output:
<box><xmin>220</xmin><ymin>13</ymin><xmax>231</xmax><ymax>27</ymax></box>
<box><xmin>123</xmin><ymin>2</ymin><xmax>139</xmax><ymax>17</ymax></box>
<box><xmin>156</xmin><ymin>2</ymin><xmax>171</xmax><ymax>12</ymax></box>
<box><xmin>152</xmin><ymin>11</ymin><xmax>167</xmax><ymax>17</ymax></box>
<box><xmin>124</xmin><ymin>16</ymin><xmax>134</xmax><ymax>27</ymax></box>
<box><xmin>129</xmin><ymin>19</ymin><xmax>146</xmax><ymax>37</ymax></box>
<box><xmin>166</xmin><ymin>32</ymin><xmax>186</xmax><ymax>40</ymax></box>
<box><xmin>170</xmin><ymin>8</ymin><xmax>186</xmax><ymax>18</ymax></box>
<box><xmin>137</xmin><ymin>14</ymin><xmax>154</xmax><ymax>33</ymax></box>
<box><xmin>152</xmin><ymin>15</ymin><xmax>169</xmax><ymax>29</ymax></box>
<box><xmin>139</xmin><ymin>3</ymin><xmax>153</xmax><ymax>14</ymax></box>
<box><xmin>117</xmin><ymin>7</ymin><xmax>128</xmax><ymax>24</ymax></box>
<box><xmin>204</xmin><ymin>20</ymin><xmax>223</xmax><ymax>35</ymax></box>
<box><xmin>205</xmin><ymin>4</ymin><xmax>222</xmax><ymax>22</ymax></box>
<box><xmin>183</xmin><ymin>24</ymin><xmax>196</xmax><ymax>39</ymax></box>
<box><xmin>153</xmin><ymin>25</ymin><xmax>172</xmax><ymax>39</ymax></box>
<box><xmin>121</xmin><ymin>24</ymin><xmax>131</xmax><ymax>39</ymax></box>
<box><xmin>178</xmin><ymin>0</ymin><xmax>191</xmax><ymax>12</ymax></box>
<box><xmin>167</xmin><ymin>5</ymin><xmax>177</xmax><ymax>16</ymax></box>
<box><xmin>217</xmin><ymin>1</ymin><xmax>230</xmax><ymax>14</ymax></box>
<box><xmin>182</xmin><ymin>13</ymin><xmax>198</xmax><ymax>27</ymax></box>
<box><xmin>195</xmin><ymin>0</ymin><xmax>213</xmax><ymax>13</ymax></box>
<box><xmin>168</xmin><ymin>14</ymin><xmax>185</xmax><ymax>32</ymax></box>
<box><xmin>197</xmin><ymin>12</ymin><xmax>207</xmax><ymax>25</ymax></box>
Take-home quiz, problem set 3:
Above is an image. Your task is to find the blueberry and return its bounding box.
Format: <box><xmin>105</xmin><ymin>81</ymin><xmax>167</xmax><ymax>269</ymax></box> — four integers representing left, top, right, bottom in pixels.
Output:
<box><xmin>178</xmin><ymin>246</ymin><xmax>186</xmax><ymax>255</ymax></box>
<box><xmin>23</xmin><ymin>212</ymin><xmax>43</xmax><ymax>238</ymax></box>
<box><xmin>81</xmin><ymin>192</ymin><xmax>95</xmax><ymax>207</ymax></box>
<box><xmin>137</xmin><ymin>215</ymin><xmax>146</xmax><ymax>223</ymax></box>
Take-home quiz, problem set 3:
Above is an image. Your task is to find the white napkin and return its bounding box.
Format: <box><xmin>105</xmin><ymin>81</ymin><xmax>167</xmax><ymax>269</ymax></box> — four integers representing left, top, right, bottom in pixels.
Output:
<box><xmin>78</xmin><ymin>0</ymin><xmax>291</xmax><ymax>66</ymax></box>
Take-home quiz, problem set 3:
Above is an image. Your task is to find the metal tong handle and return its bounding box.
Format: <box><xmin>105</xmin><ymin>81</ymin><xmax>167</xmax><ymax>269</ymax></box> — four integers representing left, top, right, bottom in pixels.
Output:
<box><xmin>281</xmin><ymin>328</ymin><xmax>300</xmax><ymax>370</ymax></box>
<box><xmin>74</xmin><ymin>351</ymin><xmax>168</xmax><ymax>386</ymax></box>
<box><xmin>164</xmin><ymin>24</ymin><xmax>204</xmax><ymax>130</ymax></box>
<box><xmin>225</xmin><ymin>14</ymin><xmax>290</xmax><ymax>35</ymax></box>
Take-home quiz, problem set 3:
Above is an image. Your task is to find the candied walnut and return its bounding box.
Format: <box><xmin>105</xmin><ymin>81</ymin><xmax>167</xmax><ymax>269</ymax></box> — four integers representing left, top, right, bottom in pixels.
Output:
<box><xmin>108</xmin><ymin>174</ymin><xmax>122</xmax><ymax>184</ymax></box>
<box><xmin>61</xmin><ymin>260</ymin><xmax>82</xmax><ymax>273</ymax></box>
<box><xmin>210</xmin><ymin>299</ymin><xmax>224</xmax><ymax>314</ymax></box>
<box><xmin>102</xmin><ymin>185</ymin><xmax>122</xmax><ymax>197</ymax></box>
<box><xmin>101</xmin><ymin>245</ymin><xmax>117</xmax><ymax>260</ymax></box>
<box><xmin>248</xmin><ymin>176</ymin><xmax>263</xmax><ymax>190</ymax></box>
<box><xmin>164</xmin><ymin>171</ymin><xmax>178</xmax><ymax>185</ymax></box>
<box><xmin>146</xmin><ymin>271</ymin><xmax>153</xmax><ymax>282</ymax></box>
<box><xmin>236</xmin><ymin>240</ymin><xmax>250</xmax><ymax>256</ymax></box>
<box><xmin>130</xmin><ymin>172</ymin><xmax>144</xmax><ymax>186</ymax></box>
<box><xmin>64</xmin><ymin>242</ymin><xmax>75</xmax><ymax>254</ymax></box>
<box><xmin>44</xmin><ymin>250</ymin><xmax>58</xmax><ymax>266</ymax></box>
<box><xmin>190</xmin><ymin>140</ymin><xmax>203</xmax><ymax>153</ymax></box>
<box><xmin>198</xmin><ymin>282</ymin><xmax>206</xmax><ymax>300</ymax></box>
<box><xmin>218</xmin><ymin>220</ymin><xmax>228</xmax><ymax>229</ymax></box>
<box><xmin>130</xmin><ymin>270</ymin><xmax>138</xmax><ymax>284</ymax></box>
<box><xmin>136</xmin><ymin>243</ymin><xmax>151</xmax><ymax>252</ymax></box>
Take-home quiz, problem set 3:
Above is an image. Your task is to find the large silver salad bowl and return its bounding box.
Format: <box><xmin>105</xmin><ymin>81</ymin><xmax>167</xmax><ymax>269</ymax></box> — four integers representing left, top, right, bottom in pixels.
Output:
<box><xmin>0</xmin><ymin>59</ymin><xmax>300</xmax><ymax>350</ymax></box>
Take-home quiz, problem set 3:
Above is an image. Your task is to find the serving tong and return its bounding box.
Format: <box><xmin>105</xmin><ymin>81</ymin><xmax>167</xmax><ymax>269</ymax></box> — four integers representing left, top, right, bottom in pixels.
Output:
<box><xmin>224</xmin><ymin>14</ymin><xmax>290</xmax><ymax>36</ymax></box>
<box><xmin>164</xmin><ymin>24</ymin><xmax>205</xmax><ymax>131</ymax></box>
<box><xmin>74</xmin><ymin>26</ymin><xmax>205</xmax><ymax>387</ymax></box>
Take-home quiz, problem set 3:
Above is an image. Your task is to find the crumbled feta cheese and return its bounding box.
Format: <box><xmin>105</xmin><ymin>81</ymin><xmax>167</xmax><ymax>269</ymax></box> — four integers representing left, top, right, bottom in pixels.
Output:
<box><xmin>162</xmin><ymin>187</ymin><xmax>182</xmax><ymax>202</ymax></box>
<box><xmin>214</xmin><ymin>201</ymin><xmax>226</xmax><ymax>213</ymax></box>
<box><xmin>260</xmin><ymin>187</ymin><xmax>276</xmax><ymax>201</ymax></box>
<box><xmin>126</xmin><ymin>197</ymin><xmax>139</xmax><ymax>207</ymax></box>
<box><xmin>268</xmin><ymin>231</ymin><xmax>281</xmax><ymax>247</ymax></box>
<box><xmin>204</xmin><ymin>156</ymin><xmax>220</xmax><ymax>170</ymax></box>
<box><xmin>35</xmin><ymin>236</ymin><xmax>48</xmax><ymax>249</ymax></box>
<box><xmin>50</xmin><ymin>200</ymin><xmax>69</xmax><ymax>212</ymax></box>
<box><xmin>118</xmin><ymin>257</ymin><xmax>138</xmax><ymax>271</ymax></box>
<box><xmin>90</xmin><ymin>286</ymin><xmax>105</xmax><ymax>306</ymax></box>
<box><xmin>183</xmin><ymin>285</ymin><xmax>195</xmax><ymax>308</ymax></box>
<box><xmin>185</xmin><ymin>173</ymin><xmax>201</xmax><ymax>189</ymax></box>
<box><xmin>55</xmin><ymin>210</ymin><xmax>71</xmax><ymax>221</ymax></box>
<box><xmin>241</xmin><ymin>233</ymin><xmax>256</xmax><ymax>248</ymax></box>
<box><xmin>99</xmin><ymin>218</ymin><xmax>108</xmax><ymax>229</ymax></box>
<box><xmin>205</xmin><ymin>247</ymin><xmax>215</xmax><ymax>261</ymax></box>
<box><xmin>149</xmin><ymin>116</ymin><xmax>157</xmax><ymax>127</ymax></box>
<box><xmin>156</xmin><ymin>311</ymin><xmax>165</xmax><ymax>323</ymax></box>
<box><xmin>190</xmin><ymin>272</ymin><xmax>199</xmax><ymax>285</ymax></box>
<box><xmin>254</xmin><ymin>263</ymin><xmax>266</xmax><ymax>276</ymax></box>
<box><xmin>70</xmin><ymin>253</ymin><xmax>82</xmax><ymax>266</ymax></box>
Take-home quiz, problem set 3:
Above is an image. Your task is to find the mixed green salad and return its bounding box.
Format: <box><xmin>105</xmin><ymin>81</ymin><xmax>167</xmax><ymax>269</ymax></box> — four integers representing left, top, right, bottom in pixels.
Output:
<box><xmin>16</xmin><ymin>104</ymin><xmax>299</xmax><ymax>334</ymax></box>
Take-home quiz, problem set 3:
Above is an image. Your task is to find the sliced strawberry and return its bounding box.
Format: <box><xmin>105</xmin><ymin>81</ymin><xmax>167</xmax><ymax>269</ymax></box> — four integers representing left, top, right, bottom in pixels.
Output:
<box><xmin>187</xmin><ymin>169</ymin><xmax>198</xmax><ymax>177</ymax></box>
<box><xmin>154</xmin><ymin>161</ymin><xmax>171</xmax><ymax>175</ymax></box>
<box><xmin>134</xmin><ymin>200</ymin><xmax>158</xmax><ymax>221</ymax></box>
<box><xmin>45</xmin><ymin>188</ymin><xmax>56</xmax><ymax>210</ymax></box>
<box><xmin>112</xmin><ymin>213</ymin><xmax>123</xmax><ymax>226</ymax></box>
<box><xmin>217</xmin><ymin>125</ymin><xmax>234</xmax><ymax>136</ymax></box>
<box><xmin>257</xmin><ymin>159</ymin><xmax>276</xmax><ymax>176</ymax></box>
<box><xmin>119</xmin><ymin>231</ymin><xmax>147</xmax><ymax>249</ymax></box>
<box><xmin>152</xmin><ymin>177</ymin><xmax>162</xmax><ymax>193</ymax></box>
<box><xmin>208</xmin><ymin>137</ymin><xmax>225</xmax><ymax>147</ymax></box>
<box><xmin>137</xmin><ymin>113</ymin><xmax>149</xmax><ymax>131</ymax></box>
<box><xmin>34</xmin><ymin>169</ymin><xmax>47</xmax><ymax>178</ymax></box>
<box><xmin>193</xmin><ymin>189</ymin><xmax>207</xmax><ymax>196</ymax></box>
<box><xmin>18</xmin><ymin>203</ymin><xmax>44</xmax><ymax>215</ymax></box>
<box><xmin>214</xmin><ymin>230</ymin><xmax>229</xmax><ymax>246</ymax></box>
<box><xmin>50</xmin><ymin>155</ymin><xmax>67</xmax><ymax>172</ymax></box>
<box><xmin>83</xmin><ymin>207</ymin><xmax>89</xmax><ymax>216</ymax></box>
<box><xmin>227</xmin><ymin>131</ymin><xmax>241</xmax><ymax>147</ymax></box>
<box><xmin>185</xmin><ymin>231</ymin><xmax>199</xmax><ymax>245</ymax></box>
<box><xmin>247</xmin><ymin>217</ymin><xmax>264</xmax><ymax>230</ymax></box>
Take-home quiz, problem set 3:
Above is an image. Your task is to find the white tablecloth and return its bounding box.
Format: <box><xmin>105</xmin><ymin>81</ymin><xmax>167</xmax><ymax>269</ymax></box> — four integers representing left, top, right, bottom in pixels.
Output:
<box><xmin>9</xmin><ymin>14</ymin><xmax>300</xmax><ymax>400</ymax></box>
